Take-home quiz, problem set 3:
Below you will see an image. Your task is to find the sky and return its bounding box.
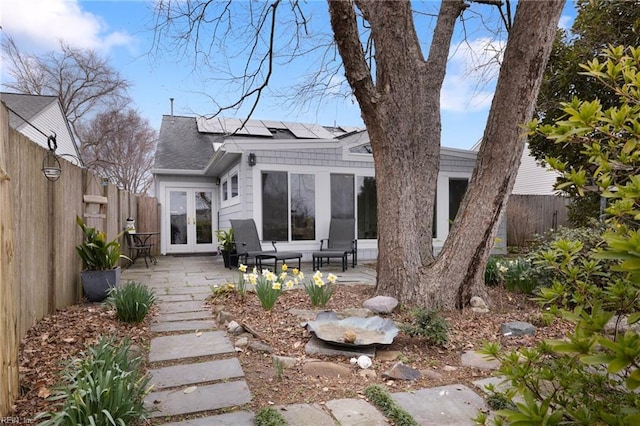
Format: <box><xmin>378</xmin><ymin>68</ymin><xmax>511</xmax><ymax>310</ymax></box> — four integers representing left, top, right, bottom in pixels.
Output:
<box><xmin>0</xmin><ymin>0</ymin><xmax>575</xmax><ymax>150</ymax></box>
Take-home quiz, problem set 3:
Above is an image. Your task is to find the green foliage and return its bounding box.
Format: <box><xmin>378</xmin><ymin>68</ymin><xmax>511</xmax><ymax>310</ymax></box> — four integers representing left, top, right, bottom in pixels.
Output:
<box><xmin>210</xmin><ymin>282</ymin><xmax>237</xmax><ymax>301</ymax></box>
<box><xmin>215</xmin><ymin>228</ymin><xmax>234</xmax><ymax>251</ymax></box>
<box><xmin>502</xmin><ymin>258</ymin><xmax>537</xmax><ymax>294</ymax></box>
<box><xmin>484</xmin><ymin>256</ymin><xmax>502</xmax><ymax>286</ymax></box>
<box><xmin>483</xmin><ymin>45</ymin><xmax>640</xmax><ymax>425</ymax></box>
<box><xmin>254</xmin><ymin>407</ymin><xmax>287</xmax><ymax>426</ymax></box>
<box><xmin>107</xmin><ymin>280</ymin><xmax>156</xmax><ymax>323</ymax></box>
<box><xmin>399</xmin><ymin>308</ymin><xmax>449</xmax><ymax>346</ymax></box>
<box><xmin>302</xmin><ymin>270</ymin><xmax>336</xmax><ymax>307</ymax></box>
<box><xmin>37</xmin><ymin>336</ymin><xmax>150</xmax><ymax>425</ymax></box>
<box><xmin>75</xmin><ymin>216</ymin><xmax>128</xmax><ymax>271</ymax></box>
<box><xmin>364</xmin><ymin>384</ymin><xmax>418</xmax><ymax>426</ymax></box>
<box><xmin>529</xmin><ymin>1</ymin><xmax>640</xmax><ymax>225</ymax></box>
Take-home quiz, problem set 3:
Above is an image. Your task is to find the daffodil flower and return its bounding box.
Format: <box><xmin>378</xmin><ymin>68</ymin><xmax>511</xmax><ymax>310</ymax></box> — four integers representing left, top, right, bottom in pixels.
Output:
<box><xmin>292</xmin><ymin>268</ymin><xmax>299</xmax><ymax>275</ymax></box>
<box><xmin>282</xmin><ymin>264</ymin><xmax>288</xmax><ymax>272</ymax></box>
<box><xmin>280</xmin><ymin>272</ymin><xmax>288</xmax><ymax>280</ymax></box>
<box><xmin>238</xmin><ymin>264</ymin><xmax>247</xmax><ymax>272</ymax></box>
<box><xmin>285</xmin><ymin>280</ymin><xmax>295</xmax><ymax>289</ymax></box>
<box><xmin>327</xmin><ymin>273</ymin><xmax>337</xmax><ymax>284</ymax></box>
<box><xmin>272</xmin><ymin>282</ymin><xmax>281</xmax><ymax>290</ymax></box>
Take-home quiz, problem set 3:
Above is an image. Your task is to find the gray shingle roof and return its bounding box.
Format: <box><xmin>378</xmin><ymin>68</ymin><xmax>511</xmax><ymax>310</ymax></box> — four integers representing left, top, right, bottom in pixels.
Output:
<box><xmin>0</xmin><ymin>92</ymin><xmax>58</xmax><ymax>129</ymax></box>
<box><xmin>154</xmin><ymin>115</ymin><xmax>220</xmax><ymax>171</ymax></box>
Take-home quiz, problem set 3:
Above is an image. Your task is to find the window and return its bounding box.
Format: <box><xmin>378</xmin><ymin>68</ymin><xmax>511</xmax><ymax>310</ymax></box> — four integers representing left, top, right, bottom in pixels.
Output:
<box><xmin>220</xmin><ymin>166</ymin><xmax>240</xmax><ymax>207</ymax></box>
<box><xmin>261</xmin><ymin>171</ymin><xmax>316</xmax><ymax>241</ymax></box>
<box><xmin>331</xmin><ymin>174</ymin><xmax>355</xmax><ymax>219</ymax></box>
<box><xmin>449</xmin><ymin>178</ymin><xmax>468</xmax><ymax>228</ymax></box>
<box><xmin>357</xmin><ymin>176</ymin><xmax>377</xmax><ymax>239</ymax></box>
<box><xmin>262</xmin><ymin>171</ymin><xmax>288</xmax><ymax>240</ymax></box>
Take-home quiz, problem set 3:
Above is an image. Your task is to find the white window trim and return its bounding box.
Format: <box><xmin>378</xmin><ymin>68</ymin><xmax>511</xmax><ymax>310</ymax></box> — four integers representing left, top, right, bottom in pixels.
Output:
<box><xmin>220</xmin><ymin>165</ymin><xmax>240</xmax><ymax>208</ymax></box>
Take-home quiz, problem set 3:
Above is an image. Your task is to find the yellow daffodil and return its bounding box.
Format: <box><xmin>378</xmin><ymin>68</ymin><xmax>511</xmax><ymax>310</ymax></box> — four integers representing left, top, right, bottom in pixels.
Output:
<box><xmin>280</xmin><ymin>272</ymin><xmax>288</xmax><ymax>280</ymax></box>
<box><xmin>292</xmin><ymin>268</ymin><xmax>299</xmax><ymax>275</ymax></box>
<box><xmin>285</xmin><ymin>280</ymin><xmax>295</xmax><ymax>289</ymax></box>
<box><xmin>282</xmin><ymin>264</ymin><xmax>288</xmax><ymax>272</ymax></box>
<box><xmin>239</xmin><ymin>264</ymin><xmax>247</xmax><ymax>272</ymax></box>
<box><xmin>253</xmin><ymin>266</ymin><xmax>258</xmax><ymax>274</ymax></box>
<box><xmin>314</xmin><ymin>277</ymin><xmax>324</xmax><ymax>287</ymax></box>
<box><xmin>272</xmin><ymin>282</ymin><xmax>281</xmax><ymax>290</ymax></box>
<box><xmin>327</xmin><ymin>273</ymin><xmax>337</xmax><ymax>284</ymax></box>
<box><xmin>249</xmin><ymin>274</ymin><xmax>257</xmax><ymax>285</ymax></box>
<box><xmin>266</xmin><ymin>271</ymin><xmax>277</xmax><ymax>282</ymax></box>
<box><xmin>298</xmin><ymin>271</ymin><xmax>305</xmax><ymax>279</ymax></box>
<box><xmin>313</xmin><ymin>270</ymin><xmax>322</xmax><ymax>279</ymax></box>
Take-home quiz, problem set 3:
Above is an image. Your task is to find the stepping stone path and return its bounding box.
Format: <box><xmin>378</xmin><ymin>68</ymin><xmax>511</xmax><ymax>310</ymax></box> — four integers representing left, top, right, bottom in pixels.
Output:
<box><xmin>123</xmin><ymin>256</ymin><xmax>514</xmax><ymax>425</ymax></box>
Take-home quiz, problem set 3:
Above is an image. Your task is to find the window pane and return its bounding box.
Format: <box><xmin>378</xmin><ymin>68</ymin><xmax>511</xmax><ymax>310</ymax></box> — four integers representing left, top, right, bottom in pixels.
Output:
<box><xmin>357</xmin><ymin>176</ymin><xmax>377</xmax><ymax>239</ymax></box>
<box><xmin>262</xmin><ymin>171</ymin><xmax>288</xmax><ymax>240</ymax></box>
<box><xmin>449</xmin><ymin>178</ymin><xmax>468</xmax><ymax>229</ymax></box>
<box><xmin>291</xmin><ymin>174</ymin><xmax>315</xmax><ymax>240</ymax></box>
<box><xmin>231</xmin><ymin>173</ymin><xmax>239</xmax><ymax>198</ymax></box>
<box><xmin>222</xmin><ymin>180</ymin><xmax>228</xmax><ymax>201</ymax></box>
<box><xmin>331</xmin><ymin>174</ymin><xmax>354</xmax><ymax>219</ymax></box>
<box><xmin>195</xmin><ymin>191</ymin><xmax>213</xmax><ymax>244</ymax></box>
<box><xmin>169</xmin><ymin>191</ymin><xmax>187</xmax><ymax>245</ymax></box>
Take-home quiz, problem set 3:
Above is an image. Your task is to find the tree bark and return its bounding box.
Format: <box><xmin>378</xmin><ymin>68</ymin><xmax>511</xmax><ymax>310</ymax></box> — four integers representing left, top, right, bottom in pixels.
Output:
<box><xmin>329</xmin><ymin>0</ymin><xmax>565</xmax><ymax>309</ymax></box>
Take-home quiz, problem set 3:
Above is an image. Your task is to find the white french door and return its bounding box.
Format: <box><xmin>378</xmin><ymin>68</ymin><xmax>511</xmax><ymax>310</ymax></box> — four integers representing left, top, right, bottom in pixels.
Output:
<box><xmin>166</xmin><ymin>188</ymin><xmax>216</xmax><ymax>253</ymax></box>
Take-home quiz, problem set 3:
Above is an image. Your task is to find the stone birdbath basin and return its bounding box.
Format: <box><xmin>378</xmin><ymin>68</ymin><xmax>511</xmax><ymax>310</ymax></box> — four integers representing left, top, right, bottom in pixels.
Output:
<box><xmin>306</xmin><ymin>311</ymin><xmax>399</xmax><ymax>347</ymax></box>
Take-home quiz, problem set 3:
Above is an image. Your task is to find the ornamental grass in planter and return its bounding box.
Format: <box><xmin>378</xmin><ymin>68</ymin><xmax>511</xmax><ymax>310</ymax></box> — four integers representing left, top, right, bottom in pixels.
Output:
<box><xmin>76</xmin><ymin>216</ymin><xmax>129</xmax><ymax>302</ymax></box>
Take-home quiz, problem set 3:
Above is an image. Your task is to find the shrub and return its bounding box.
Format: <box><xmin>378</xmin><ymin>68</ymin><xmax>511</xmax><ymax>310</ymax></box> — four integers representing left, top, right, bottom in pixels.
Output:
<box><xmin>254</xmin><ymin>407</ymin><xmax>287</xmax><ymax>426</ymax></box>
<box><xmin>364</xmin><ymin>384</ymin><xmax>418</xmax><ymax>426</ymax></box>
<box><xmin>399</xmin><ymin>308</ymin><xmax>449</xmax><ymax>346</ymax></box>
<box><xmin>501</xmin><ymin>258</ymin><xmax>537</xmax><ymax>294</ymax></box>
<box><xmin>37</xmin><ymin>336</ymin><xmax>150</xmax><ymax>425</ymax></box>
<box><xmin>107</xmin><ymin>280</ymin><xmax>156</xmax><ymax>323</ymax></box>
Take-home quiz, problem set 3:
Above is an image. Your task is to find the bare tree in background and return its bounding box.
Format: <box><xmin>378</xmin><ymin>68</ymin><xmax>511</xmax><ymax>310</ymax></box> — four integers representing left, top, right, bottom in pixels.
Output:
<box><xmin>154</xmin><ymin>0</ymin><xmax>565</xmax><ymax>309</ymax></box>
<box><xmin>1</xmin><ymin>36</ymin><xmax>131</xmax><ymax>139</ymax></box>
<box><xmin>78</xmin><ymin>109</ymin><xmax>157</xmax><ymax>194</ymax></box>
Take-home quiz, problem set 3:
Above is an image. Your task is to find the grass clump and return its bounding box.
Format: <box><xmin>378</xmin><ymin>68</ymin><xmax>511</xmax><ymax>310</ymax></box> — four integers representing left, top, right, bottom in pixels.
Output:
<box><xmin>399</xmin><ymin>307</ymin><xmax>449</xmax><ymax>346</ymax></box>
<box><xmin>364</xmin><ymin>384</ymin><xmax>418</xmax><ymax>426</ymax></box>
<box><xmin>254</xmin><ymin>407</ymin><xmax>287</xmax><ymax>426</ymax></box>
<box><xmin>107</xmin><ymin>280</ymin><xmax>155</xmax><ymax>323</ymax></box>
<box><xmin>37</xmin><ymin>336</ymin><xmax>150</xmax><ymax>425</ymax></box>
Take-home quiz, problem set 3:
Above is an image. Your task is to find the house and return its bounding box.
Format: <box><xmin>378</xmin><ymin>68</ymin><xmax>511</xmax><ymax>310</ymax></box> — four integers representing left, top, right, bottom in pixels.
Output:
<box><xmin>0</xmin><ymin>92</ymin><xmax>81</xmax><ymax>161</ymax></box>
<box><xmin>152</xmin><ymin>115</ymin><xmax>506</xmax><ymax>260</ymax></box>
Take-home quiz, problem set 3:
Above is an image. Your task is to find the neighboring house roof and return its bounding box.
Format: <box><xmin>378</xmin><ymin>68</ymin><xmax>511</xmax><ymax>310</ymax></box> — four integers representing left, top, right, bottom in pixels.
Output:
<box><xmin>1</xmin><ymin>92</ymin><xmax>81</xmax><ymax>161</ymax></box>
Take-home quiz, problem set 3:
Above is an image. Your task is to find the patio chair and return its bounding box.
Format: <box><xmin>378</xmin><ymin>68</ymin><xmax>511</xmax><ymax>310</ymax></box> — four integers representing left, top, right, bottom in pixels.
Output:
<box><xmin>312</xmin><ymin>218</ymin><xmax>357</xmax><ymax>271</ymax></box>
<box><xmin>230</xmin><ymin>219</ymin><xmax>302</xmax><ymax>271</ymax></box>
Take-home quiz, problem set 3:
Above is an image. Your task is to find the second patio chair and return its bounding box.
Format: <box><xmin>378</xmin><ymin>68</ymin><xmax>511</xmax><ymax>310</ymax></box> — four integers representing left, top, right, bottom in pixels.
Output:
<box><xmin>230</xmin><ymin>219</ymin><xmax>302</xmax><ymax>271</ymax></box>
<box><xmin>312</xmin><ymin>218</ymin><xmax>357</xmax><ymax>271</ymax></box>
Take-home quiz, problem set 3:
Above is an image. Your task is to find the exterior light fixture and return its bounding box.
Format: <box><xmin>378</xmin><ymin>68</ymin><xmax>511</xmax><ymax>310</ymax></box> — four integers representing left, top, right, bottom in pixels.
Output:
<box><xmin>248</xmin><ymin>152</ymin><xmax>256</xmax><ymax>167</ymax></box>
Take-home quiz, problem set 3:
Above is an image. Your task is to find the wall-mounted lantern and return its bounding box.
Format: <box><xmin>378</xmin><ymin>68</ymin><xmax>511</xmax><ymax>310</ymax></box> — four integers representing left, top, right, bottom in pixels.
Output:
<box><xmin>248</xmin><ymin>152</ymin><xmax>256</xmax><ymax>167</ymax></box>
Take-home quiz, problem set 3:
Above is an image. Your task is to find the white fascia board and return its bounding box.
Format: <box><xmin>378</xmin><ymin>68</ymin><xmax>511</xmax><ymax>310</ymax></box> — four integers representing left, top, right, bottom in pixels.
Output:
<box><xmin>224</xmin><ymin>137</ymin><xmax>341</xmax><ymax>151</ymax></box>
<box><xmin>151</xmin><ymin>168</ymin><xmax>205</xmax><ymax>175</ymax></box>
<box><xmin>441</xmin><ymin>146</ymin><xmax>478</xmax><ymax>159</ymax></box>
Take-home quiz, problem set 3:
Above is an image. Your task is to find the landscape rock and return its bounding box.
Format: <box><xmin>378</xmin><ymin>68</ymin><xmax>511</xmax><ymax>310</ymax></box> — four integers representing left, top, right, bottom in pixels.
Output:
<box><xmin>363</xmin><ymin>296</ymin><xmax>399</xmax><ymax>314</ymax></box>
<box><xmin>227</xmin><ymin>320</ymin><xmax>244</xmax><ymax>335</ymax></box>
<box><xmin>376</xmin><ymin>350</ymin><xmax>401</xmax><ymax>361</ymax></box>
<box><xmin>421</xmin><ymin>369</ymin><xmax>444</xmax><ymax>380</ymax></box>
<box><xmin>234</xmin><ymin>337</ymin><xmax>248</xmax><ymax>347</ymax></box>
<box><xmin>604</xmin><ymin>315</ymin><xmax>640</xmax><ymax>335</ymax></box>
<box><xmin>217</xmin><ymin>310</ymin><xmax>234</xmax><ymax>323</ymax></box>
<box><xmin>302</xmin><ymin>361</ymin><xmax>352</xmax><ymax>378</ymax></box>
<box><xmin>470</xmin><ymin>296</ymin><xmax>487</xmax><ymax>308</ymax></box>
<box><xmin>460</xmin><ymin>350</ymin><xmax>500</xmax><ymax>370</ymax></box>
<box><xmin>358</xmin><ymin>369</ymin><xmax>377</xmax><ymax>379</ymax></box>
<box><xmin>273</xmin><ymin>355</ymin><xmax>297</xmax><ymax>369</ymax></box>
<box><xmin>382</xmin><ymin>362</ymin><xmax>421</xmax><ymax>381</ymax></box>
<box><xmin>443</xmin><ymin>365</ymin><xmax>457</xmax><ymax>372</ymax></box>
<box><xmin>356</xmin><ymin>355</ymin><xmax>372</xmax><ymax>369</ymax></box>
<box><xmin>248</xmin><ymin>341</ymin><xmax>272</xmax><ymax>353</ymax></box>
<box><xmin>501</xmin><ymin>321</ymin><xmax>536</xmax><ymax>337</ymax></box>
<box><xmin>288</xmin><ymin>308</ymin><xmax>320</xmax><ymax>322</ymax></box>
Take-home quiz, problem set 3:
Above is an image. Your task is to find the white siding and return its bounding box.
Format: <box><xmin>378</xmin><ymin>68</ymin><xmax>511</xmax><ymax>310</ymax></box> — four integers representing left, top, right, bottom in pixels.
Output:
<box><xmin>512</xmin><ymin>144</ymin><xmax>559</xmax><ymax>195</ymax></box>
<box><xmin>15</xmin><ymin>102</ymin><xmax>78</xmax><ymax>159</ymax></box>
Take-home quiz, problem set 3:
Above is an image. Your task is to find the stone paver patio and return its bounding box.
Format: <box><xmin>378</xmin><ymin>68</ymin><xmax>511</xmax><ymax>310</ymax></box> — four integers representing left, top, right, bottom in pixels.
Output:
<box><xmin>123</xmin><ymin>254</ymin><xmax>495</xmax><ymax>425</ymax></box>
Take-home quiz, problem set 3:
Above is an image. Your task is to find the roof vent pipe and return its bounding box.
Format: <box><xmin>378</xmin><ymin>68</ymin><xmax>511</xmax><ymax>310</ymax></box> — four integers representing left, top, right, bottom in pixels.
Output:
<box><xmin>170</xmin><ymin>98</ymin><xmax>174</xmax><ymax>116</ymax></box>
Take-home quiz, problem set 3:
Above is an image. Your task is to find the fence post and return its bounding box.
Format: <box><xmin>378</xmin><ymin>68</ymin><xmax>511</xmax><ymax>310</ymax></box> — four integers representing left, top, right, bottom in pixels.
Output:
<box><xmin>0</xmin><ymin>103</ymin><xmax>19</xmax><ymax>415</ymax></box>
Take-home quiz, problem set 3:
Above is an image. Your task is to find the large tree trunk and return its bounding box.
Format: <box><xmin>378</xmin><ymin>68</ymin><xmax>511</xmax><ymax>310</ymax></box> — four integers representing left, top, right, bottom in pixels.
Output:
<box><xmin>329</xmin><ymin>0</ymin><xmax>564</xmax><ymax>309</ymax></box>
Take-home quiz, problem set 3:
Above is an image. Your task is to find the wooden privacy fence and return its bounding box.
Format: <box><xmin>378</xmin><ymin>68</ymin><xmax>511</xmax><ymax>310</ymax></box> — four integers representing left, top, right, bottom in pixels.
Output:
<box><xmin>0</xmin><ymin>104</ymin><xmax>159</xmax><ymax>415</ymax></box>
<box><xmin>507</xmin><ymin>194</ymin><xmax>570</xmax><ymax>247</ymax></box>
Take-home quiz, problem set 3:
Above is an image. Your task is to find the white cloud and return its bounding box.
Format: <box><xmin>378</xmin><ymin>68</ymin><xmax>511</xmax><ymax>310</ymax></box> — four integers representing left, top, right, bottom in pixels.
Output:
<box><xmin>441</xmin><ymin>37</ymin><xmax>505</xmax><ymax>113</ymax></box>
<box><xmin>0</xmin><ymin>0</ymin><xmax>134</xmax><ymax>52</ymax></box>
<box><xmin>559</xmin><ymin>15</ymin><xmax>573</xmax><ymax>31</ymax></box>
